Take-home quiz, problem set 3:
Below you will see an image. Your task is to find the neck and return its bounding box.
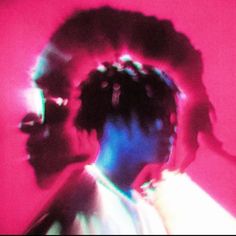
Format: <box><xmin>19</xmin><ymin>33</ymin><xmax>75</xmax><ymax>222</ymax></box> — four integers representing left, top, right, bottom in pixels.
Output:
<box><xmin>95</xmin><ymin>144</ymin><xmax>143</xmax><ymax>197</ymax></box>
<box><xmin>94</xmin><ymin>116</ymin><xmax>166</xmax><ymax>197</ymax></box>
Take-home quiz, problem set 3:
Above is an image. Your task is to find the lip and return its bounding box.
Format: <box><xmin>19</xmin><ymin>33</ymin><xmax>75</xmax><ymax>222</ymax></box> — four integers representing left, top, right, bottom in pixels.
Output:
<box><xmin>19</xmin><ymin>112</ymin><xmax>43</xmax><ymax>134</ymax></box>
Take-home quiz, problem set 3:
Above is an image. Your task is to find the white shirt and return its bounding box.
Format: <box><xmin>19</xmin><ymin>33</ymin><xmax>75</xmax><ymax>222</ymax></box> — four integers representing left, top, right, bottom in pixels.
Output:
<box><xmin>46</xmin><ymin>165</ymin><xmax>167</xmax><ymax>235</ymax></box>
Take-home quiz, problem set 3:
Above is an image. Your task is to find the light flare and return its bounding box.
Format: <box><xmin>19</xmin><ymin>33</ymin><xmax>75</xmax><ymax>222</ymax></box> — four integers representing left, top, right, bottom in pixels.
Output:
<box><xmin>154</xmin><ymin>171</ymin><xmax>236</xmax><ymax>234</ymax></box>
<box><xmin>24</xmin><ymin>87</ymin><xmax>45</xmax><ymax>121</ymax></box>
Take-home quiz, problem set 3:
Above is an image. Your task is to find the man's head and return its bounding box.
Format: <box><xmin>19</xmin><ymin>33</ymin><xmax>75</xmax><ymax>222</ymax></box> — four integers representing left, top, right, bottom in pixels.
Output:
<box><xmin>75</xmin><ymin>55</ymin><xmax>179</xmax><ymax>153</ymax></box>
<box><xmin>20</xmin><ymin>6</ymin><xmax>216</xmax><ymax>183</ymax></box>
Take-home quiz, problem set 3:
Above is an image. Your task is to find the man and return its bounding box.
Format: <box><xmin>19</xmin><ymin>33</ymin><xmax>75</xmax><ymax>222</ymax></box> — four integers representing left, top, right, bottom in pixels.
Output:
<box><xmin>20</xmin><ymin>6</ymin><xmax>223</xmax><ymax>234</ymax></box>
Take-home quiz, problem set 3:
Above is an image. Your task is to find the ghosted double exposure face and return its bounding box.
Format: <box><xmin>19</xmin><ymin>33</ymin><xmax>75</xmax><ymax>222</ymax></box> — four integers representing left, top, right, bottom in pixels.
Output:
<box><xmin>20</xmin><ymin>51</ymin><xmax>179</xmax><ymax>187</ymax></box>
<box><xmin>19</xmin><ymin>54</ymin><xmax>91</xmax><ymax>185</ymax></box>
<box><xmin>20</xmin><ymin>5</ymin><xmax>218</xmax><ymax>188</ymax></box>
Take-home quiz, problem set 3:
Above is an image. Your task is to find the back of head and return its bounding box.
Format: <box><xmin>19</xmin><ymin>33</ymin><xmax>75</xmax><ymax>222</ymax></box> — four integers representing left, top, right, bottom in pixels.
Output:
<box><xmin>75</xmin><ymin>55</ymin><xmax>179</xmax><ymax>141</ymax></box>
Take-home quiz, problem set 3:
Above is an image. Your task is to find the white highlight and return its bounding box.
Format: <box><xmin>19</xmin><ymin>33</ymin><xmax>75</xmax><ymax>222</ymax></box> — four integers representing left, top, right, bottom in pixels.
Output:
<box><xmin>154</xmin><ymin>171</ymin><xmax>236</xmax><ymax>234</ymax></box>
<box><xmin>119</xmin><ymin>54</ymin><xmax>132</xmax><ymax>62</ymax></box>
<box><xmin>53</xmin><ymin>97</ymin><xmax>68</xmax><ymax>106</ymax></box>
<box><xmin>97</xmin><ymin>64</ymin><xmax>106</xmax><ymax>72</ymax></box>
<box><xmin>178</xmin><ymin>92</ymin><xmax>187</xmax><ymax>100</ymax></box>
<box><xmin>133</xmin><ymin>61</ymin><xmax>143</xmax><ymax>70</ymax></box>
<box><xmin>24</xmin><ymin>87</ymin><xmax>44</xmax><ymax>117</ymax></box>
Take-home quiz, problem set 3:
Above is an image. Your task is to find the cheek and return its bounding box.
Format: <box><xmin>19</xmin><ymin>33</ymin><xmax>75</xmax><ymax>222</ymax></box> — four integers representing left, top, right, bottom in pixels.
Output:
<box><xmin>63</xmin><ymin>125</ymin><xmax>80</xmax><ymax>153</ymax></box>
<box><xmin>128</xmin><ymin>135</ymin><xmax>159</xmax><ymax>163</ymax></box>
<box><xmin>155</xmin><ymin>135</ymin><xmax>174</xmax><ymax>161</ymax></box>
<box><xmin>61</xmin><ymin>94</ymin><xmax>81</xmax><ymax>149</ymax></box>
<box><xmin>63</xmin><ymin>123</ymin><xmax>99</xmax><ymax>163</ymax></box>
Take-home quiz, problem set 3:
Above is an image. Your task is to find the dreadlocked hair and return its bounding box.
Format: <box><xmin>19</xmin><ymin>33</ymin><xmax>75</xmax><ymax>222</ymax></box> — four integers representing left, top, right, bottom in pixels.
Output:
<box><xmin>75</xmin><ymin>56</ymin><xmax>179</xmax><ymax>139</ymax></box>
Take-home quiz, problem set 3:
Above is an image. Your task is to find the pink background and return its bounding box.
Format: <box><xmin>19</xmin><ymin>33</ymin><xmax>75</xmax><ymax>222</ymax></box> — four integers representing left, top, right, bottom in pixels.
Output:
<box><xmin>0</xmin><ymin>0</ymin><xmax>236</xmax><ymax>234</ymax></box>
